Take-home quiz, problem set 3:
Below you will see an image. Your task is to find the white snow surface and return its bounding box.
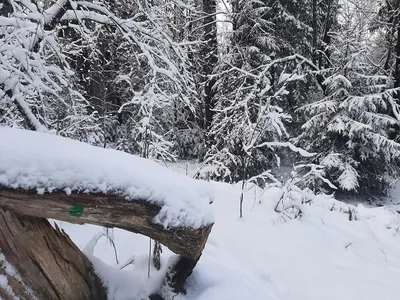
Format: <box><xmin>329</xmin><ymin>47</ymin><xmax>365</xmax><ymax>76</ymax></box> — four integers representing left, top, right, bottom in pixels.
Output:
<box><xmin>3</xmin><ymin>138</ymin><xmax>400</xmax><ymax>299</ymax></box>
<box><xmin>0</xmin><ymin>127</ymin><xmax>214</xmax><ymax>228</ymax></box>
<box><xmin>55</xmin><ymin>171</ymin><xmax>400</xmax><ymax>300</ymax></box>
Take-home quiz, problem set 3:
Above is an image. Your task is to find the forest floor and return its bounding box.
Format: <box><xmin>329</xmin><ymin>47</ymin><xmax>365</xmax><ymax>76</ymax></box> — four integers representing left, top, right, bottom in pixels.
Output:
<box><xmin>56</xmin><ymin>161</ymin><xmax>400</xmax><ymax>300</ymax></box>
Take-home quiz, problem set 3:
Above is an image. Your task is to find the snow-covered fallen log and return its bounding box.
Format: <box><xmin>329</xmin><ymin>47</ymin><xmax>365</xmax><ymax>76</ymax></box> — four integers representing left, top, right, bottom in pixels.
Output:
<box><xmin>0</xmin><ymin>127</ymin><xmax>214</xmax><ymax>299</ymax></box>
<box><xmin>0</xmin><ymin>188</ymin><xmax>213</xmax><ymax>260</ymax></box>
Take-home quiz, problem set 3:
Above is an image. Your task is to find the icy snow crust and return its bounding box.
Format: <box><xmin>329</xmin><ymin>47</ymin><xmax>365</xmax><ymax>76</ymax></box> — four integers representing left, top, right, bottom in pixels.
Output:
<box><xmin>0</xmin><ymin>127</ymin><xmax>214</xmax><ymax>228</ymax></box>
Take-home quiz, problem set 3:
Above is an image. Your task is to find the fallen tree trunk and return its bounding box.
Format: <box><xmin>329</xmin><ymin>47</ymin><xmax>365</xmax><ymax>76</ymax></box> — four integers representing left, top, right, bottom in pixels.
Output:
<box><xmin>0</xmin><ymin>208</ymin><xmax>107</xmax><ymax>300</ymax></box>
<box><xmin>0</xmin><ymin>187</ymin><xmax>212</xmax><ymax>260</ymax></box>
<box><xmin>0</xmin><ymin>187</ymin><xmax>213</xmax><ymax>298</ymax></box>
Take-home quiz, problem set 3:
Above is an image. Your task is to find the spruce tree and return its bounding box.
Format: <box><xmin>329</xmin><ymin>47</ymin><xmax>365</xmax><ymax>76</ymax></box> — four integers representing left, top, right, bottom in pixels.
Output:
<box><xmin>203</xmin><ymin>0</ymin><xmax>314</xmax><ymax>182</ymax></box>
<box><xmin>295</xmin><ymin>20</ymin><xmax>400</xmax><ymax>194</ymax></box>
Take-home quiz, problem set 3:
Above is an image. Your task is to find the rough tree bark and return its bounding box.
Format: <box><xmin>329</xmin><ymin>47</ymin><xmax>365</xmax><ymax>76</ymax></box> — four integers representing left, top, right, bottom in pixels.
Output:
<box><xmin>0</xmin><ymin>188</ymin><xmax>212</xmax><ymax>260</ymax></box>
<box><xmin>0</xmin><ymin>209</ymin><xmax>107</xmax><ymax>300</ymax></box>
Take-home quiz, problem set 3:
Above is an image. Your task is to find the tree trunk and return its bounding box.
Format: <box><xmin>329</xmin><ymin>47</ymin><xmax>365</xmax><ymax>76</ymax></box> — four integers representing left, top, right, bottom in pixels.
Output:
<box><xmin>0</xmin><ymin>187</ymin><xmax>213</xmax><ymax>299</ymax></box>
<box><xmin>319</xmin><ymin>0</ymin><xmax>332</xmax><ymax>70</ymax></box>
<box><xmin>394</xmin><ymin>25</ymin><xmax>400</xmax><ymax>91</ymax></box>
<box><xmin>202</xmin><ymin>0</ymin><xmax>218</xmax><ymax>140</ymax></box>
<box><xmin>391</xmin><ymin>22</ymin><xmax>400</xmax><ymax>139</ymax></box>
<box><xmin>0</xmin><ymin>188</ymin><xmax>213</xmax><ymax>260</ymax></box>
<box><xmin>0</xmin><ymin>209</ymin><xmax>107</xmax><ymax>300</ymax></box>
<box><xmin>312</xmin><ymin>0</ymin><xmax>317</xmax><ymax>64</ymax></box>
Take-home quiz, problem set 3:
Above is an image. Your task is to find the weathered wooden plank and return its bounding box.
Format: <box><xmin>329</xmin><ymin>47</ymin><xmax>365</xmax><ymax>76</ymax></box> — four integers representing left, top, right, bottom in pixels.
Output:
<box><xmin>0</xmin><ymin>187</ymin><xmax>213</xmax><ymax>260</ymax></box>
<box><xmin>0</xmin><ymin>209</ymin><xmax>107</xmax><ymax>300</ymax></box>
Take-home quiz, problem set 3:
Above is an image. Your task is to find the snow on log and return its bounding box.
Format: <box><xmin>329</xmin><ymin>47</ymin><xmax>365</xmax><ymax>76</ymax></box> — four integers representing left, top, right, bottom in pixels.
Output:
<box><xmin>0</xmin><ymin>127</ymin><xmax>214</xmax><ymax>229</ymax></box>
<box><xmin>0</xmin><ymin>127</ymin><xmax>215</xmax><ymax>298</ymax></box>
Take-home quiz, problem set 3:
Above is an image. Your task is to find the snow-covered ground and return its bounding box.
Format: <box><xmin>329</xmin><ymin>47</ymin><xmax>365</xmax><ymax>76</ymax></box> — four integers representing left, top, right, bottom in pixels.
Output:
<box><xmin>57</xmin><ymin>162</ymin><xmax>400</xmax><ymax>300</ymax></box>
<box><xmin>386</xmin><ymin>182</ymin><xmax>400</xmax><ymax>211</ymax></box>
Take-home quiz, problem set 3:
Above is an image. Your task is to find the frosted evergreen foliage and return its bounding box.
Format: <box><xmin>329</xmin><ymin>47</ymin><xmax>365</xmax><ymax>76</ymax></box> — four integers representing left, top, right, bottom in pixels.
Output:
<box><xmin>203</xmin><ymin>0</ymin><xmax>314</xmax><ymax>182</ymax></box>
<box><xmin>295</xmin><ymin>28</ymin><xmax>400</xmax><ymax>194</ymax></box>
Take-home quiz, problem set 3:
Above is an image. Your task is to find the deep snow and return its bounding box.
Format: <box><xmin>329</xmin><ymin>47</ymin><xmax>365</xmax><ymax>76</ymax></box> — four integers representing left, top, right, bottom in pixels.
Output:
<box><xmin>55</xmin><ymin>166</ymin><xmax>400</xmax><ymax>300</ymax></box>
